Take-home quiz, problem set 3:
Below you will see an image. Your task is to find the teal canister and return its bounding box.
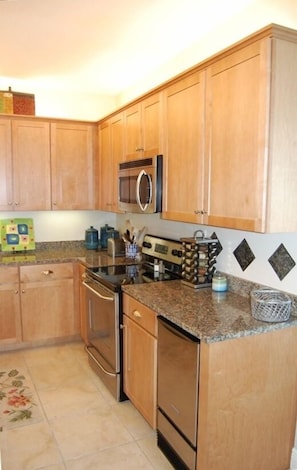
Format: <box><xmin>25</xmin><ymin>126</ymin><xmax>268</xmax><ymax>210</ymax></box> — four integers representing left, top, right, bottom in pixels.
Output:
<box><xmin>85</xmin><ymin>226</ymin><xmax>99</xmax><ymax>250</ymax></box>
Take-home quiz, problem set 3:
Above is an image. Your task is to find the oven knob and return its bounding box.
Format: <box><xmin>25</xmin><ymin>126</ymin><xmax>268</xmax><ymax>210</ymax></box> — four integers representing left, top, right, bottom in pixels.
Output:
<box><xmin>143</xmin><ymin>241</ymin><xmax>152</xmax><ymax>248</ymax></box>
<box><xmin>172</xmin><ymin>249</ymin><xmax>182</xmax><ymax>257</ymax></box>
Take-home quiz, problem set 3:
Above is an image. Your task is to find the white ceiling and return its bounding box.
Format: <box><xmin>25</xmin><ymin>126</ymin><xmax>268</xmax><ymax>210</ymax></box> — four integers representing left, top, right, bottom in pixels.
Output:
<box><xmin>0</xmin><ymin>0</ymin><xmax>279</xmax><ymax>95</ymax></box>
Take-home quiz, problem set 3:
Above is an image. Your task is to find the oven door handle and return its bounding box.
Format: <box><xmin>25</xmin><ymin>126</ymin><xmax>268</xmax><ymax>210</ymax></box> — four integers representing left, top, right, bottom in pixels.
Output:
<box><xmin>85</xmin><ymin>345</ymin><xmax>117</xmax><ymax>378</ymax></box>
<box><xmin>82</xmin><ymin>280</ymin><xmax>114</xmax><ymax>301</ymax></box>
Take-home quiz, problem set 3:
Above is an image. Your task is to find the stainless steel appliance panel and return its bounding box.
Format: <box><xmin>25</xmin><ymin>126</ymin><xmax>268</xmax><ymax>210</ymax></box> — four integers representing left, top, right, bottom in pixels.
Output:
<box><xmin>83</xmin><ymin>276</ymin><xmax>121</xmax><ymax>400</ymax></box>
<box><xmin>85</xmin><ymin>278</ymin><xmax>119</xmax><ymax>371</ymax></box>
<box><xmin>158</xmin><ymin>410</ymin><xmax>196</xmax><ymax>470</ymax></box>
<box><xmin>158</xmin><ymin>317</ymin><xmax>200</xmax><ymax>446</ymax></box>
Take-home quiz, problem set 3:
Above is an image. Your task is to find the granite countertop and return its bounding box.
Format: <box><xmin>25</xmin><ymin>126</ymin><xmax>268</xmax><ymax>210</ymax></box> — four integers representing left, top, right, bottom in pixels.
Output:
<box><xmin>2</xmin><ymin>241</ymin><xmax>297</xmax><ymax>344</ymax></box>
<box><xmin>121</xmin><ymin>281</ymin><xmax>297</xmax><ymax>343</ymax></box>
<box><xmin>0</xmin><ymin>241</ymin><xmax>132</xmax><ymax>269</ymax></box>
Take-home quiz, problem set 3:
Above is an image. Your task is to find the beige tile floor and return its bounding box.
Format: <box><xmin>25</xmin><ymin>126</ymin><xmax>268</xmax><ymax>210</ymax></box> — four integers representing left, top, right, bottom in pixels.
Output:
<box><xmin>0</xmin><ymin>341</ymin><xmax>173</xmax><ymax>470</ymax></box>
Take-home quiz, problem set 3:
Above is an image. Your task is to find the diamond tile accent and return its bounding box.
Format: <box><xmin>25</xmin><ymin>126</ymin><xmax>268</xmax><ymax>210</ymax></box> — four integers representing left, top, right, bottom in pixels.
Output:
<box><xmin>233</xmin><ymin>238</ymin><xmax>255</xmax><ymax>271</ymax></box>
<box><xmin>268</xmin><ymin>243</ymin><xmax>296</xmax><ymax>281</ymax></box>
<box><xmin>210</xmin><ymin>232</ymin><xmax>223</xmax><ymax>256</ymax></box>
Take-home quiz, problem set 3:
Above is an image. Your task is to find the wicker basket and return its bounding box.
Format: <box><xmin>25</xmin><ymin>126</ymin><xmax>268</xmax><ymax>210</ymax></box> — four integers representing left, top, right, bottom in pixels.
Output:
<box><xmin>251</xmin><ymin>289</ymin><xmax>291</xmax><ymax>322</ymax></box>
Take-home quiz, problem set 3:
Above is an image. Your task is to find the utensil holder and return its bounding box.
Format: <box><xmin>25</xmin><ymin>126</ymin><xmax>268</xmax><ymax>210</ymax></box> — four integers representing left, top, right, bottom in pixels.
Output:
<box><xmin>125</xmin><ymin>242</ymin><xmax>138</xmax><ymax>259</ymax></box>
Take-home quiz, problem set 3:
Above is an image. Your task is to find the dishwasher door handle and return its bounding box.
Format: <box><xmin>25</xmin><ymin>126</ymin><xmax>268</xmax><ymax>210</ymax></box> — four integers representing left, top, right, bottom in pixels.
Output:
<box><xmin>158</xmin><ymin>317</ymin><xmax>199</xmax><ymax>343</ymax></box>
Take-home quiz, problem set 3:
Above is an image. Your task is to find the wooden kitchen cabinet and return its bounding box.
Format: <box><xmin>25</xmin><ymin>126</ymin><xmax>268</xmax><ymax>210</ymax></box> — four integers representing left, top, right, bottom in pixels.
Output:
<box><xmin>197</xmin><ymin>326</ymin><xmax>297</xmax><ymax>470</ymax></box>
<box><xmin>122</xmin><ymin>293</ymin><xmax>157</xmax><ymax>429</ymax></box>
<box><xmin>162</xmin><ymin>71</ymin><xmax>206</xmax><ymax>224</ymax></box>
<box><xmin>0</xmin><ymin>266</ymin><xmax>22</xmax><ymax>346</ymax></box>
<box><xmin>51</xmin><ymin>121</ymin><xmax>97</xmax><ymax>209</ymax></box>
<box><xmin>98</xmin><ymin>112</ymin><xmax>124</xmax><ymax>212</ymax></box>
<box><xmin>0</xmin><ymin>117</ymin><xmax>51</xmax><ymax>211</ymax></box>
<box><xmin>205</xmin><ymin>28</ymin><xmax>297</xmax><ymax>232</ymax></box>
<box><xmin>20</xmin><ymin>263</ymin><xmax>79</xmax><ymax>342</ymax></box>
<box><xmin>123</xmin><ymin>92</ymin><xmax>163</xmax><ymax>160</ymax></box>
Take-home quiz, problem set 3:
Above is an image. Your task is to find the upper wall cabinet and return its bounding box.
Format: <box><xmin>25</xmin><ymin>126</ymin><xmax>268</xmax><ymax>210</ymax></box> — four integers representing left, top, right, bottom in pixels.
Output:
<box><xmin>0</xmin><ymin>118</ymin><xmax>51</xmax><ymax>211</ymax></box>
<box><xmin>162</xmin><ymin>71</ymin><xmax>206</xmax><ymax>224</ymax></box>
<box><xmin>51</xmin><ymin>121</ymin><xmax>97</xmax><ymax>210</ymax></box>
<box><xmin>123</xmin><ymin>92</ymin><xmax>164</xmax><ymax>160</ymax></box>
<box><xmin>205</xmin><ymin>29</ymin><xmax>297</xmax><ymax>232</ymax></box>
<box><xmin>98</xmin><ymin>112</ymin><xmax>124</xmax><ymax>212</ymax></box>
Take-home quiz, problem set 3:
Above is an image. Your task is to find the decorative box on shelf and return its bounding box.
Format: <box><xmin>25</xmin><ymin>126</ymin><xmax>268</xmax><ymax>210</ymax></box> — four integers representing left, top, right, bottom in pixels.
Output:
<box><xmin>0</xmin><ymin>87</ymin><xmax>35</xmax><ymax>115</ymax></box>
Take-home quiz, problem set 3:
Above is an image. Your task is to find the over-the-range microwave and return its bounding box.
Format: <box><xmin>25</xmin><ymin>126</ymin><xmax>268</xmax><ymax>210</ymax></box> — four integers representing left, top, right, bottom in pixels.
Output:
<box><xmin>118</xmin><ymin>155</ymin><xmax>162</xmax><ymax>213</ymax></box>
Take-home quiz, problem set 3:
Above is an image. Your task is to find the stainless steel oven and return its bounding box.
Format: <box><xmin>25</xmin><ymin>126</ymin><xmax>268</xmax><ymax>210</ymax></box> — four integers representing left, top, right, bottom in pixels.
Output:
<box><xmin>82</xmin><ymin>234</ymin><xmax>183</xmax><ymax>402</ymax></box>
<box><xmin>83</xmin><ymin>273</ymin><xmax>124</xmax><ymax>401</ymax></box>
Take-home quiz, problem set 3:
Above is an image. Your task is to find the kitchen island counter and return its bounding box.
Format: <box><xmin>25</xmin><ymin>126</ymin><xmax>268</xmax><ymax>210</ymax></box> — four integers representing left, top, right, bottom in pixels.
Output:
<box><xmin>122</xmin><ymin>280</ymin><xmax>297</xmax><ymax>343</ymax></box>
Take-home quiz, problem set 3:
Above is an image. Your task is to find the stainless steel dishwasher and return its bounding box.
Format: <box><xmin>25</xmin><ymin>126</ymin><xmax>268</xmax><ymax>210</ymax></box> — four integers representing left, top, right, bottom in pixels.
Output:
<box><xmin>157</xmin><ymin>316</ymin><xmax>200</xmax><ymax>470</ymax></box>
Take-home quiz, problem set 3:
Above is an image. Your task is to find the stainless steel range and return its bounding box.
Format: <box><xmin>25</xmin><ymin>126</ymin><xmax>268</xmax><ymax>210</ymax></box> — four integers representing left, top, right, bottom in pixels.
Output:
<box><xmin>82</xmin><ymin>234</ymin><xmax>183</xmax><ymax>401</ymax></box>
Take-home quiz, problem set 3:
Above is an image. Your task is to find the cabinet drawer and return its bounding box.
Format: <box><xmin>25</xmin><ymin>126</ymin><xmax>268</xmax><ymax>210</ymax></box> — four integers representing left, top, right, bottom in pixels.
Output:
<box><xmin>20</xmin><ymin>262</ymin><xmax>73</xmax><ymax>282</ymax></box>
<box><xmin>0</xmin><ymin>266</ymin><xmax>19</xmax><ymax>284</ymax></box>
<box><xmin>123</xmin><ymin>294</ymin><xmax>157</xmax><ymax>336</ymax></box>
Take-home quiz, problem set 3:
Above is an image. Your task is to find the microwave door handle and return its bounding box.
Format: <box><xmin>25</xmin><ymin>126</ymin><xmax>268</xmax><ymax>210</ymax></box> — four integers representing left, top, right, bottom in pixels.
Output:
<box><xmin>136</xmin><ymin>170</ymin><xmax>152</xmax><ymax>212</ymax></box>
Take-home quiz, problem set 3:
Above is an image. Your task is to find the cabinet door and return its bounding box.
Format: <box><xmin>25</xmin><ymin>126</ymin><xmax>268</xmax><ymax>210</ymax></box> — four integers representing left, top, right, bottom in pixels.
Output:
<box><xmin>12</xmin><ymin>119</ymin><xmax>51</xmax><ymax>210</ymax></box>
<box><xmin>123</xmin><ymin>314</ymin><xmax>157</xmax><ymax>429</ymax></box>
<box><xmin>20</xmin><ymin>263</ymin><xmax>78</xmax><ymax>342</ymax></box>
<box><xmin>0</xmin><ymin>119</ymin><xmax>13</xmax><ymax>210</ymax></box>
<box><xmin>51</xmin><ymin>122</ymin><xmax>97</xmax><ymax>209</ymax></box>
<box><xmin>0</xmin><ymin>266</ymin><xmax>21</xmax><ymax>346</ymax></box>
<box><xmin>99</xmin><ymin>113</ymin><xmax>124</xmax><ymax>212</ymax></box>
<box><xmin>206</xmin><ymin>39</ymin><xmax>270</xmax><ymax>232</ymax></box>
<box><xmin>98</xmin><ymin>120</ymin><xmax>112</xmax><ymax>211</ymax></box>
<box><xmin>21</xmin><ymin>278</ymin><xmax>76</xmax><ymax>341</ymax></box>
<box><xmin>124</xmin><ymin>103</ymin><xmax>142</xmax><ymax>160</ymax></box>
<box><xmin>163</xmin><ymin>71</ymin><xmax>206</xmax><ymax>223</ymax></box>
<box><xmin>141</xmin><ymin>92</ymin><xmax>163</xmax><ymax>157</ymax></box>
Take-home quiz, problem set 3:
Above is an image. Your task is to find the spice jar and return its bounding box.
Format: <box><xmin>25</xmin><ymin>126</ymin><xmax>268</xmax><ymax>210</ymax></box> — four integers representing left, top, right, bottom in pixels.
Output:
<box><xmin>212</xmin><ymin>272</ymin><xmax>227</xmax><ymax>292</ymax></box>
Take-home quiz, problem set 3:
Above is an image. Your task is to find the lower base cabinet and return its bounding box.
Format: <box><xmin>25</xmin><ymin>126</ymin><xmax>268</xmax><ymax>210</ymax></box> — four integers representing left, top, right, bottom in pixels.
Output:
<box><xmin>122</xmin><ymin>293</ymin><xmax>297</xmax><ymax>470</ymax></box>
<box><xmin>20</xmin><ymin>263</ymin><xmax>78</xmax><ymax>342</ymax></box>
<box><xmin>0</xmin><ymin>262</ymin><xmax>79</xmax><ymax>351</ymax></box>
<box><xmin>122</xmin><ymin>293</ymin><xmax>157</xmax><ymax>429</ymax></box>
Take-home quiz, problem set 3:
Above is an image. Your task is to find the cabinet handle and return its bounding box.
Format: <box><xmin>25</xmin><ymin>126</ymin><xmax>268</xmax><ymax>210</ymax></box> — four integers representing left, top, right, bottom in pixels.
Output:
<box><xmin>42</xmin><ymin>270</ymin><xmax>54</xmax><ymax>275</ymax></box>
<box><xmin>135</xmin><ymin>147</ymin><xmax>144</xmax><ymax>152</ymax></box>
<box><xmin>194</xmin><ymin>209</ymin><xmax>207</xmax><ymax>215</ymax></box>
<box><xmin>132</xmin><ymin>309</ymin><xmax>141</xmax><ymax>318</ymax></box>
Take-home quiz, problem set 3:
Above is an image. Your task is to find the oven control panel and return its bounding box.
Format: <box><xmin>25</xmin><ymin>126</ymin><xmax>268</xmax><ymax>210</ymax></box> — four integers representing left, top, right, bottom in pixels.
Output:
<box><xmin>142</xmin><ymin>235</ymin><xmax>183</xmax><ymax>265</ymax></box>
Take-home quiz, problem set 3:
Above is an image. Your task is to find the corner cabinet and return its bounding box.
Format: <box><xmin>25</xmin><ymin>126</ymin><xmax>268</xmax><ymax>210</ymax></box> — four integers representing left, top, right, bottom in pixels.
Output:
<box><xmin>162</xmin><ymin>71</ymin><xmax>206</xmax><ymax>224</ymax></box>
<box><xmin>122</xmin><ymin>293</ymin><xmax>157</xmax><ymax>429</ymax></box>
<box><xmin>51</xmin><ymin>121</ymin><xmax>97</xmax><ymax>210</ymax></box>
<box><xmin>0</xmin><ymin>118</ymin><xmax>51</xmax><ymax>210</ymax></box>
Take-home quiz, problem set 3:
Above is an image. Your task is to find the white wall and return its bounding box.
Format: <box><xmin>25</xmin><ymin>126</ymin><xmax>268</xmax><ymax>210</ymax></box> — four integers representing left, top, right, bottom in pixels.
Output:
<box><xmin>0</xmin><ymin>211</ymin><xmax>116</xmax><ymax>244</ymax></box>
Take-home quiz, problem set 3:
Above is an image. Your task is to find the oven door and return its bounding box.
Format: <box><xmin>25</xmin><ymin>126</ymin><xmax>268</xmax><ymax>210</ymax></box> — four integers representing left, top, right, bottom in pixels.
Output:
<box><xmin>83</xmin><ymin>276</ymin><xmax>121</xmax><ymax>400</ymax></box>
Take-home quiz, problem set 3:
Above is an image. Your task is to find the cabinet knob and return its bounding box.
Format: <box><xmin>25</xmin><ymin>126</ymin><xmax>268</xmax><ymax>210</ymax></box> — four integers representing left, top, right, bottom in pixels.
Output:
<box><xmin>42</xmin><ymin>270</ymin><xmax>53</xmax><ymax>275</ymax></box>
<box><xmin>14</xmin><ymin>290</ymin><xmax>19</xmax><ymax>294</ymax></box>
<box><xmin>22</xmin><ymin>289</ymin><xmax>25</xmax><ymax>293</ymax></box>
<box><xmin>14</xmin><ymin>202</ymin><xmax>19</xmax><ymax>206</ymax></box>
<box><xmin>132</xmin><ymin>309</ymin><xmax>141</xmax><ymax>318</ymax></box>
